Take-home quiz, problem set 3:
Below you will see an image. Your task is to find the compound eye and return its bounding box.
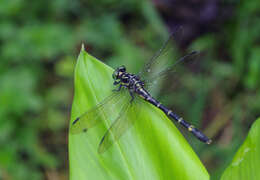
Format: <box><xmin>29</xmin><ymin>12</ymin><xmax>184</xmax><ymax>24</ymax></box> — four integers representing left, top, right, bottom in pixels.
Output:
<box><xmin>112</xmin><ymin>71</ymin><xmax>118</xmax><ymax>79</ymax></box>
<box><xmin>119</xmin><ymin>66</ymin><xmax>126</xmax><ymax>72</ymax></box>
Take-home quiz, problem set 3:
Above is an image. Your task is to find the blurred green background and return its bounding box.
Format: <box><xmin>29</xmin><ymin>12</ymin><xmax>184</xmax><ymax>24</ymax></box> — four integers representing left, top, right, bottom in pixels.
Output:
<box><xmin>0</xmin><ymin>0</ymin><xmax>260</xmax><ymax>179</ymax></box>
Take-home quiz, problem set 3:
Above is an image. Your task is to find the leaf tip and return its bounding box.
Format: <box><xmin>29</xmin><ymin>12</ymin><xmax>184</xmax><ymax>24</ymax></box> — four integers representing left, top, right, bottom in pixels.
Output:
<box><xmin>81</xmin><ymin>43</ymin><xmax>85</xmax><ymax>52</ymax></box>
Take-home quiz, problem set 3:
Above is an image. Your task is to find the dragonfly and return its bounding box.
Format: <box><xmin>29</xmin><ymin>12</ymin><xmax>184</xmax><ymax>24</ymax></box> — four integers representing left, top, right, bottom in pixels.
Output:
<box><xmin>70</xmin><ymin>31</ymin><xmax>212</xmax><ymax>154</ymax></box>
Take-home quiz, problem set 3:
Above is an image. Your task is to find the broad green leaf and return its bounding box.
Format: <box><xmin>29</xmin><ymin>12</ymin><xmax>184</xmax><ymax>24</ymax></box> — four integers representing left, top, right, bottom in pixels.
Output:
<box><xmin>221</xmin><ymin>118</ymin><xmax>260</xmax><ymax>180</ymax></box>
<box><xmin>69</xmin><ymin>46</ymin><xmax>209</xmax><ymax>180</ymax></box>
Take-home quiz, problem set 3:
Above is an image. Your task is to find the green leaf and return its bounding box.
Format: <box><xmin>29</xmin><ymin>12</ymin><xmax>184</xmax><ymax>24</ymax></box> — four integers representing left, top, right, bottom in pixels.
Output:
<box><xmin>69</xmin><ymin>46</ymin><xmax>209</xmax><ymax>180</ymax></box>
<box><xmin>221</xmin><ymin>118</ymin><xmax>260</xmax><ymax>180</ymax></box>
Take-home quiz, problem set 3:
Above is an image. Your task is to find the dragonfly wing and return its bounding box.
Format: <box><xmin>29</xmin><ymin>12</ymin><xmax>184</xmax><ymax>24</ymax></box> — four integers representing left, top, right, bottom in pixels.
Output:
<box><xmin>70</xmin><ymin>89</ymin><xmax>129</xmax><ymax>134</ymax></box>
<box><xmin>98</xmin><ymin>96</ymin><xmax>141</xmax><ymax>154</ymax></box>
<box><xmin>137</xmin><ymin>28</ymin><xmax>199</xmax><ymax>93</ymax></box>
<box><xmin>138</xmin><ymin>27</ymin><xmax>183</xmax><ymax>80</ymax></box>
<box><xmin>144</xmin><ymin>51</ymin><xmax>199</xmax><ymax>90</ymax></box>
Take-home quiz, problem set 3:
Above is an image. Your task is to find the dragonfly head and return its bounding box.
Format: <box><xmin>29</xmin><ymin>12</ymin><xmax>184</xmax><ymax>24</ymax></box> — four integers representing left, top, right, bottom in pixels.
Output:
<box><xmin>112</xmin><ymin>65</ymin><xmax>126</xmax><ymax>80</ymax></box>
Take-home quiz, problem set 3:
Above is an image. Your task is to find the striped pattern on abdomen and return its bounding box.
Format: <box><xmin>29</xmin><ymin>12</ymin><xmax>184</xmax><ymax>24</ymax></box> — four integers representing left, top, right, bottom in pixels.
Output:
<box><xmin>143</xmin><ymin>93</ymin><xmax>211</xmax><ymax>144</ymax></box>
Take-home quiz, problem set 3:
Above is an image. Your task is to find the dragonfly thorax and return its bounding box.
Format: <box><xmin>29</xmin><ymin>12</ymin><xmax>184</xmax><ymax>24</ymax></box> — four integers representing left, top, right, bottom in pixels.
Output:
<box><xmin>113</xmin><ymin>65</ymin><xmax>145</xmax><ymax>90</ymax></box>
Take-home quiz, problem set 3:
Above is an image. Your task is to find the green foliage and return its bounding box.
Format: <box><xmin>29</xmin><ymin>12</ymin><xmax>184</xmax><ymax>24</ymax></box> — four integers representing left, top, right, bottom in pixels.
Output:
<box><xmin>189</xmin><ymin>1</ymin><xmax>260</xmax><ymax>179</ymax></box>
<box><xmin>221</xmin><ymin>118</ymin><xmax>260</xmax><ymax>180</ymax></box>
<box><xmin>0</xmin><ymin>0</ymin><xmax>166</xmax><ymax>178</ymax></box>
<box><xmin>1</xmin><ymin>0</ymin><xmax>260</xmax><ymax>179</ymax></box>
<box><xmin>0</xmin><ymin>0</ymin><xmax>78</xmax><ymax>179</ymax></box>
<box><xmin>69</xmin><ymin>47</ymin><xmax>209</xmax><ymax>180</ymax></box>
<box><xmin>70</xmin><ymin>49</ymin><xmax>260</xmax><ymax>180</ymax></box>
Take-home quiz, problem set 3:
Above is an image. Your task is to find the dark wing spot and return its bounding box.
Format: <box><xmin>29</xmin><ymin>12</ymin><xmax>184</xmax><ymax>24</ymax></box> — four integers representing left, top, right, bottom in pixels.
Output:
<box><xmin>83</xmin><ymin>128</ymin><xmax>87</xmax><ymax>133</ymax></box>
<box><xmin>72</xmin><ymin>117</ymin><xmax>80</xmax><ymax>125</ymax></box>
<box><xmin>98</xmin><ymin>135</ymin><xmax>106</xmax><ymax>154</ymax></box>
<box><xmin>99</xmin><ymin>135</ymin><xmax>105</xmax><ymax>146</ymax></box>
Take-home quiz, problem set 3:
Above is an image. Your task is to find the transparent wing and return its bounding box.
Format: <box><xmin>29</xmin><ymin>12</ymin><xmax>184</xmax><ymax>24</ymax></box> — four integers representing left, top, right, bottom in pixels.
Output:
<box><xmin>138</xmin><ymin>27</ymin><xmax>183</xmax><ymax>80</ymax></box>
<box><xmin>98</xmin><ymin>95</ymin><xmax>141</xmax><ymax>154</ymax></box>
<box><xmin>70</xmin><ymin>89</ymin><xmax>129</xmax><ymax>134</ymax></box>
<box><xmin>137</xmin><ymin>28</ymin><xmax>200</xmax><ymax>92</ymax></box>
<box><xmin>144</xmin><ymin>51</ymin><xmax>199</xmax><ymax>89</ymax></box>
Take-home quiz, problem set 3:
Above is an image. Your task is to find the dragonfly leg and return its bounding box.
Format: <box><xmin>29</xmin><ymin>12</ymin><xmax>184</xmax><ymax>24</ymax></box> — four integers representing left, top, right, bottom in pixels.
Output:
<box><xmin>113</xmin><ymin>84</ymin><xmax>122</xmax><ymax>92</ymax></box>
<box><xmin>129</xmin><ymin>89</ymin><xmax>135</xmax><ymax>103</ymax></box>
<box><xmin>113</xmin><ymin>80</ymin><xmax>120</xmax><ymax>85</ymax></box>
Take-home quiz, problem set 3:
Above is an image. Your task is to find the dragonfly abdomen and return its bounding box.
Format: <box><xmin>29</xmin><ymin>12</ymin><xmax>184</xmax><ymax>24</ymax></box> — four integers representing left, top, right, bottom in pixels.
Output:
<box><xmin>144</xmin><ymin>95</ymin><xmax>212</xmax><ymax>144</ymax></box>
